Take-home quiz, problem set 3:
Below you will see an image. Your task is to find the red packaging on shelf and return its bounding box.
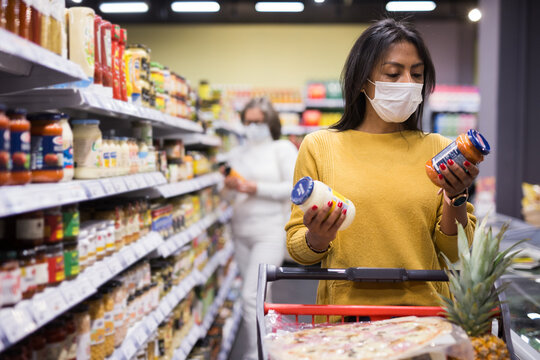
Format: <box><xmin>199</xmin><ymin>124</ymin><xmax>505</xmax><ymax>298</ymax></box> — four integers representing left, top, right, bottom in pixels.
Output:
<box><xmin>112</xmin><ymin>24</ymin><xmax>121</xmax><ymax>100</ymax></box>
<box><xmin>94</xmin><ymin>15</ymin><xmax>102</xmax><ymax>85</ymax></box>
<box><xmin>101</xmin><ymin>20</ymin><xmax>113</xmax><ymax>88</ymax></box>
<box><xmin>120</xmin><ymin>28</ymin><xmax>128</xmax><ymax>102</ymax></box>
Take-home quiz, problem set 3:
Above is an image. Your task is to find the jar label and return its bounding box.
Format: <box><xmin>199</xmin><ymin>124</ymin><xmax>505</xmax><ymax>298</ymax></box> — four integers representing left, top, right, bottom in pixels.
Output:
<box><xmin>11</xmin><ymin>130</ymin><xmax>30</xmax><ymax>172</ymax></box>
<box><xmin>431</xmin><ymin>141</ymin><xmax>468</xmax><ymax>173</ymax></box>
<box><xmin>74</xmin><ymin>137</ymin><xmax>102</xmax><ymax>169</ymax></box>
<box><xmin>0</xmin><ymin>268</ymin><xmax>22</xmax><ymax>305</ymax></box>
<box><xmin>104</xmin><ymin>29</ymin><xmax>112</xmax><ymax>68</ymax></box>
<box><xmin>30</xmin><ymin>135</ymin><xmax>63</xmax><ymax>171</ymax></box>
<box><xmin>64</xmin><ymin>144</ymin><xmax>74</xmax><ymax>170</ymax></box>
<box><xmin>64</xmin><ymin>249</ymin><xmax>80</xmax><ymax>277</ymax></box>
<box><xmin>16</xmin><ymin>217</ymin><xmax>44</xmax><ymax>241</ymax></box>
<box><xmin>76</xmin><ymin>332</ymin><xmax>91</xmax><ymax>360</ymax></box>
<box><xmin>44</xmin><ymin>214</ymin><xmax>63</xmax><ymax>243</ymax></box>
<box><xmin>110</xmin><ymin>151</ymin><xmax>117</xmax><ymax>168</ymax></box>
<box><xmin>63</xmin><ymin>211</ymin><xmax>80</xmax><ymax>238</ymax></box>
<box><xmin>34</xmin><ymin>262</ymin><xmax>49</xmax><ymax>286</ymax></box>
<box><xmin>106</xmin><ymin>230</ymin><xmax>115</xmax><ymax>250</ymax></box>
<box><xmin>113</xmin><ymin>301</ymin><xmax>126</xmax><ymax>328</ymax></box>
<box><xmin>103</xmin><ymin>151</ymin><xmax>110</xmax><ymax>168</ymax></box>
<box><xmin>0</xmin><ymin>128</ymin><xmax>10</xmax><ymax>172</ymax></box>
<box><xmin>90</xmin><ymin>318</ymin><xmax>105</xmax><ymax>345</ymax></box>
<box><xmin>104</xmin><ymin>311</ymin><xmax>114</xmax><ymax>336</ymax></box>
<box><xmin>96</xmin><ymin>233</ymin><xmax>106</xmax><ymax>255</ymax></box>
<box><xmin>47</xmin><ymin>254</ymin><xmax>65</xmax><ymax>283</ymax></box>
<box><xmin>21</xmin><ymin>263</ymin><xmax>37</xmax><ymax>293</ymax></box>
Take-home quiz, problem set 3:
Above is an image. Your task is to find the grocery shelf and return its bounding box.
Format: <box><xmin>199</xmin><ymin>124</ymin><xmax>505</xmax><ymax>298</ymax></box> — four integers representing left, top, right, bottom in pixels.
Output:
<box><xmin>213</xmin><ymin>120</ymin><xmax>245</xmax><ymax>136</ymax></box>
<box><xmin>273</xmin><ymin>103</ymin><xmax>305</xmax><ymax>113</ymax></box>
<box><xmin>304</xmin><ymin>98</ymin><xmax>344</xmax><ymax>109</ymax></box>
<box><xmin>217</xmin><ymin>300</ymin><xmax>243</xmax><ymax>360</ymax></box>
<box><xmin>178</xmin><ymin>133</ymin><xmax>223</xmax><ymax>147</ymax></box>
<box><xmin>116</xmin><ymin>246</ymin><xmax>236</xmax><ymax>360</ymax></box>
<box><xmin>0</xmin><ymin>172</ymin><xmax>167</xmax><ymax>218</ymax></box>
<box><xmin>0</xmin><ymin>232</ymin><xmax>164</xmax><ymax>350</ymax></box>
<box><xmin>0</xmin><ymin>29</ymin><xmax>87</xmax><ymax>95</ymax></box>
<box><xmin>0</xmin><ymin>88</ymin><xmax>203</xmax><ymax>133</ymax></box>
<box><xmin>281</xmin><ymin>125</ymin><xmax>323</xmax><ymax>136</ymax></box>
<box><xmin>154</xmin><ymin>172</ymin><xmax>223</xmax><ymax>199</ymax></box>
<box><xmin>173</xmin><ymin>259</ymin><xmax>238</xmax><ymax>360</ymax></box>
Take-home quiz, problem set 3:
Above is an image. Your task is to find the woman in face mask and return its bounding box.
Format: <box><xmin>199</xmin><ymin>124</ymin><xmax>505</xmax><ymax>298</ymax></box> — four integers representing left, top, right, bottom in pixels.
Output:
<box><xmin>223</xmin><ymin>97</ymin><xmax>298</xmax><ymax>360</ymax></box>
<box><xmin>286</xmin><ymin>19</ymin><xmax>478</xmax><ymax>309</ymax></box>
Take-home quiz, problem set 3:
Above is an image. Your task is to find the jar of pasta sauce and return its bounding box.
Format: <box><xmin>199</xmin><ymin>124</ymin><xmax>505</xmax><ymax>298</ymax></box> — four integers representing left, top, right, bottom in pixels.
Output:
<box><xmin>7</xmin><ymin>108</ymin><xmax>31</xmax><ymax>185</ymax></box>
<box><xmin>45</xmin><ymin>243</ymin><xmax>65</xmax><ymax>286</ymax></box>
<box><xmin>0</xmin><ymin>250</ymin><xmax>21</xmax><ymax>307</ymax></box>
<box><xmin>27</xmin><ymin>113</ymin><xmax>63</xmax><ymax>183</ymax></box>
<box><xmin>0</xmin><ymin>104</ymin><xmax>10</xmax><ymax>185</ymax></box>
<box><xmin>18</xmin><ymin>247</ymin><xmax>37</xmax><ymax>299</ymax></box>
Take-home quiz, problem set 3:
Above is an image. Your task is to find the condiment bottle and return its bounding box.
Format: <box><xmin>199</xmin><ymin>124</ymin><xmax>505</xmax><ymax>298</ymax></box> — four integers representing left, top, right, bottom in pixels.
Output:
<box><xmin>29</xmin><ymin>0</ymin><xmax>41</xmax><ymax>45</ymax></box>
<box><xmin>62</xmin><ymin>203</ymin><xmax>80</xmax><ymax>243</ymax></box>
<box><xmin>0</xmin><ymin>250</ymin><xmax>22</xmax><ymax>307</ymax></box>
<box><xmin>77</xmin><ymin>227</ymin><xmax>89</xmax><ymax>273</ymax></box>
<box><xmin>119</xmin><ymin>29</ymin><xmax>128</xmax><ymax>102</ymax></box>
<box><xmin>18</xmin><ymin>247</ymin><xmax>37</xmax><ymax>299</ymax></box>
<box><xmin>34</xmin><ymin>244</ymin><xmax>48</xmax><ymax>292</ymax></box>
<box><xmin>87</xmin><ymin>292</ymin><xmax>105</xmax><ymax>360</ymax></box>
<box><xmin>45</xmin><ymin>242</ymin><xmax>64</xmax><ymax>286</ymax></box>
<box><xmin>5</xmin><ymin>0</ymin><xmax>20</xmax><ymax>35</ymax></box>
<box><xmin>7</xmin><ymin>108</ymin><xmax>31</xmax><ymax>185</ymax></box>
<box><xmin>17</xmin><ymin>0</ymin><xmax>31</xmax><ymax>40</ymax></box>
<box><xmin>44</xmin><ymin>206</ymin><xmax>63</xmax><ymax>244</ymax></box>
<box><xmin>291</xmin><ymin>176</ymin><xmax>356</xmax><ymax>231</ymax></box>
<box><xmin>100</xmin><ymin>286</ymin><xmax>115</xmax><ymax>357</ymax></box>
<box><xmin>15</xmin><ymin>210</ymin><xmax>44</xmax><ymax>248</ymax></box>
<box><xmin>425</xmin><ymin>129</ymin><xmax>491</xmax><ymax>187</ymax></box>
<box><xmin>49</xmin><ymin>0</ymin><xmax>65</xmax><ymax>56</ymax></box>
<box><xmin>59</xmin><ymin>113</ymin><xmax>74</xmax><ymax>181</ymax></box>
<box><xmin>27</xmin><ymin>112</ymin><xmax>63</xmax><ymax>183</ymax></box>
<box><xmin>63</xmin><ymin>238</ymin><xmax>79</xmax><ymax>280</ymax></box>
<box><xmin>101</xmin><ymin>136</ymin><xmax>111</xmax><ymax>177</ymax></box>
<box><xmin>72</xmin><ymin>119</ymin><xmax>102</xmax><ymax>179</ymax></box>
<box><xmin>101</xmin><ymin>20</ymin><xmax>113</xmax><ymax>91</ymax></box>
<box><xmin>112</xmin><ymin>24</ymin><xmax>121</xmax><ymax>100</ymax></box>
<box><xmin>0</xmin><ymin>104</ymin><xmax>11</xmax><ymax>185</ymax></box>
<box><xmin>71</xmin><ymin>303</ymin><xmax>91</xmax><ymax>360</ymax></box>
<box><xmin>67</xmin><ymin>7</ymin><xmax>95</xmax><ymax>81</ymax></box>
<box><xmin>62</xmin><ymin>313</ymin><xmax>78</xmax><ymax>360</ymax></box>
<box><xmin>119</xmin><ymin>137</ymin><xmax>130</xmax><ymax>176</ymax></box>
<box><xmin>42</xmin><ymin>319</ymin><xmax>68</xmax><ymax>360</ymax></box>
<box><xmin>93</xmin><ymin>15</ymin><xmax>102</xmax><ymax>86</ymax></box>
<box><xmin>39</xmin><ymin>0</ymin><xmax>50</xmax><ymax>51</ymax></box>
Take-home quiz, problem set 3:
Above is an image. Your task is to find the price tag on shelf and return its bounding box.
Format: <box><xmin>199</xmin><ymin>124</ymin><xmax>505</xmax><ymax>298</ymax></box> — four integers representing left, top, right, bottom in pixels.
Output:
<box><xmin>124</xmin><ymin>176</ymin><xmax>138</xmax><ymax>191</ymax></box>
<box><xmin>152</xmin><ymin>172</ymin><xmax>166</xmax><ymax>184</ymax></box>
<box><xmin>112</xmin><ymin>177</ymin><xmax>128</xmax><ymax>193</ymax></box>
<box><xmin>132</xmin><ymin>242</ymin><xmax>147</xmax><ymax>258</ymax></box>
<box><xmin>173</xmin><ymin>286</ymin><xmax>185</xmax><ymax>301</ymax></box>
<box><xmin>153</xmin><ymin>307</ymin><xmax>165</xmax><ymax>324</ymax></box>
<box><xmin>100</xmin><ymin>179</ymin><xmax>116</xmax><ymax>195</ymax></box>
<box><xmin>0</xmin><ymin>307</ymin><xmax>36</xmax><ymax>344</ymax></box>
<box><xmin>106</xmin><ymin>255</ymin><xmax>123</xmax><ymax>275</ymax></box>
<box><xmin>30</xmin><ymin>295</ymin><xmax>55</xmax><ymax>325</ymax></box>
<box><xmin>60</xmin><ymin>281</ymin><xmax>82</xmax><ymax>306</ymax></box>
<box><xmin>83</xmin><ymin>181</ymin><xmax>106</xmax><ymax>198</ymax></box>
<box><xmin>133</xmin><ymin>324</ymin><xmax>149</xmax><ymax>346</ymax></box>
<box><xmin>119</xmin><ymin>246</ymin><xmax>137</xmax><ymax>266</ymax></box>
<box><xmin>141</xmin><ymin>237</ymin><xmax>154</xmax><ymax>252</ymax></box>
<box><xmin>58</xmin><ymin>183</ymin><xmax>87</xmax><ymax>203</ymax></box>
<box><xmin>121</xmin><ymin>338</ymin><xmax>139</xmax><ymax>360</ymax></box>
<box><xmin>158</xmin><ymin>301</ymin><xmax>170</xmax><ymax>318</ymax></box>
<box><xmin>173</xmin><ymin>235</ymin><xmax>185</xmax><ymax>249</ymax></box>
<box><xmin>88</xmin><ymin>263</ymin><xmax>112</xmax><ymax>288</ymax></box>
<box><xmin>135</xmin><ymin>174</ymin><xmax>148</xmax><ymax>188</ymax></box>
<box><xmin>167</xmin><ymin>292</ymin><xmax>179</xmax><ymax>308</ymax></box>
<box><xmin>143</xmin><ymin>173</ymin><xmax>156</xmax><ymax>186</ymax></box>
<box><xmin>146</xmin><ymin>315</ymin><xmax>158</xmax><ymax>333</ymax></box>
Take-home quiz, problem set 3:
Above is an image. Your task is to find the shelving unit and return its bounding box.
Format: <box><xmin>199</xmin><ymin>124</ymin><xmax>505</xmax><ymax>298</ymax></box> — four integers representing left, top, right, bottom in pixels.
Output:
<box><xmin>0</xmin><ymin>29</ymin><xmax>87</xmax><ymax>94</ymax></box>
<box><xmin>217</xmin><ymin>299</ymin><xmax>243</xmax><ymax>360</ymax></box>
<box><xmin>155</xmin><ymin>172</ymin><xmax>223</xmax><ymax>199</ymax></box>
<box><xmin>213</xmin><ymin>120</ymin><xmax>245</xmax><ymax>137</ymax></box>
<box><xmin>281</xmin><ymin>125</ymin><xmax>323</xmax><ymax>136</ymax></box>
<box><xmin>304</xmin><ymin>98</ymin><xmax>344</xmax><ymax>109</ymax></box>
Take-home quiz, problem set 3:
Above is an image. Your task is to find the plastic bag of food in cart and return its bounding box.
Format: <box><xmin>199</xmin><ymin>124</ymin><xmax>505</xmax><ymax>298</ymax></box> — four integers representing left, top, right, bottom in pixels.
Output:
<box><xmin>264</xmin><ymin>311</ymin><xmax>474</xmax><ymax>360</ymax></box>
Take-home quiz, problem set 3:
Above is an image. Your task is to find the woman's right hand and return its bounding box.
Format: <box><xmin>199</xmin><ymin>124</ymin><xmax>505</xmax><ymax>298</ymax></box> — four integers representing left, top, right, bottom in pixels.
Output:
<box><xmin>303</xmin><ymin>201</ymin><xmax>347</xmax><ymax>251</ymax></box>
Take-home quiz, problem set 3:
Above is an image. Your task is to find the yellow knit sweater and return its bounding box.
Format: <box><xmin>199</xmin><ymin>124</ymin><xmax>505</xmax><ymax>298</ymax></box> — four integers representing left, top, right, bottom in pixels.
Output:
<box><xmin>285</xmin><ymin>129</ymin><xmax>476</xmax><ymax>307</ymax></box>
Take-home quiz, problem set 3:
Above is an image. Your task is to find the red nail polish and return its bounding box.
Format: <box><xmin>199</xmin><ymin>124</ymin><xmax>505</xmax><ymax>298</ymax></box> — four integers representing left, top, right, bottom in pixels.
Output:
<box><xmin>438</xmin><ymin>174</ymin><xmax>443</xmax><ymax>180</ymax></box>
<box><xmin>337</xmin><ymin>202</ymin><xmax>343</xmax><ymax>208</ymax></box>
<box><xmin>343</xmin><ymin>209</ymin><xmax>347</xmax><ymax>215</ymax></box>
<box><xmin>328</xmin><ymin>201</ymin><xmax>333</xmax><ymax>207</ymax></box>
<box><xmin>312</xmin><ymin>205</ymin><xmax>318</xmax><ymax>211</ymax></box>
<box><xmin>448</xmin><ymin>159</ymin><xmax>454</xmax><ymax>166</ymax></box>
<box><xmin>464</xmin><ymin>161</ymin><xmax>471</xmax><ymax>167</ymax></box>
<box><xmin>440</xmin><ymin>164</ymin><xmax>447</xmax><ymax>171</ymax></box>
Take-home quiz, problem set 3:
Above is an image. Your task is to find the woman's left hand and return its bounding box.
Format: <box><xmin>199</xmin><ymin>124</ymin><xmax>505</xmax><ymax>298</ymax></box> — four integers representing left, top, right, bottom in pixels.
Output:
<box><xmin>435</xmin><ymin>159</ymin><xmax>480</xmax><ymax>198</ymax></box>
<box><xmin>236</xmin><ymin>180</ymin><xmax>257</xmax><ymax>195</ymax></box>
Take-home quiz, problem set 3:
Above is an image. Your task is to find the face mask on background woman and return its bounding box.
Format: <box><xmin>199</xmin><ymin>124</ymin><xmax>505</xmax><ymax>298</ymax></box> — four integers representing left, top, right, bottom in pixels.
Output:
<box><xmin>245</xmin><ymin>123</ymin><xmax>272</xmax><ymax>144</ymax></box>
<box><xmin>364</xmin><ymin>79</ymin><xmax>423</xmax><ymax>123</ymax></box>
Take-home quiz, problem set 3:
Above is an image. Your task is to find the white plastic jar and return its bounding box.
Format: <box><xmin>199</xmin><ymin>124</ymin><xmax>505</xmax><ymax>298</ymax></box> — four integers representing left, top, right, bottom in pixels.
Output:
<box><xmin>291</xmin><ymin>176</ymin><xmax>356</xmax><ymax>230</ymax></box>
<box><xmin>72</xmin><ymin>120</ymin><xmax>102</xmax><ymax>179</ymax></box>
<box><xmin>59</xmin><ymin>114</ymin><xmax>74</xmax><ymax>182</ymax></box>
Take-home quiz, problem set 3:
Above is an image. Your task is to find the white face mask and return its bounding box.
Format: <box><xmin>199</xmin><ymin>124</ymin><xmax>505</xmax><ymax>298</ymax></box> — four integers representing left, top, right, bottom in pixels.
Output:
<box><xmin>364</xmin><ymin>79</ymin><xmax>424</xmax><ymax>123</ymax></box>
<box><xmin>245</xmin><ymin>123</ymin><xmax>272</xmax><ymax>144</ymax></box>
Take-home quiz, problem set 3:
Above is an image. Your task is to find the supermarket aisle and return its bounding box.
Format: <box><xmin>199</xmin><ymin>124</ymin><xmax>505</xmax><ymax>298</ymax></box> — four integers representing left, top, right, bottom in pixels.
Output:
<box><xmin>228</xmin><ymin>261</ymin><xmax>319</xmax><ymax>359</ymax></box>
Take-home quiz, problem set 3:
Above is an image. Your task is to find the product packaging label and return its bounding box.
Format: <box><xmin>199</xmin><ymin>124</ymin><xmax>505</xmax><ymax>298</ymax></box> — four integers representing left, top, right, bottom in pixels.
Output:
<box><xmin>16</xmin><ymin>218</ymin><xmax>44</xmax><ymax>241</ymax></box>
<box><xmin>110</xmin><ymin>151</ymin><xmax>117</xmax><ymax>168</ymax></box>
<box><xmin>63</xmin><ymin>211</ymin><xmax>80</xmax><ymax>238</ymax></box>
<box><xmin>47</xmin><ymin>255</ymin><xmax>65</xmax><ymax>283</ymax></box>
<box><xmin>0</xmin><ymin>128</ymin><xmax>10</xmax><ymax>171</ymax></box>
<box><xmin>34</xmin><ymin>262</ymin><xmax>49</xmax><ymax>286</ymax></box>
<box><xmin>76</xmin><ymin>332</ymin><xmax>91</xmax><ymax>360</ymax></box>
<box><xmin>44</xmin><ymin>214</ymin><xmax>63</xmax><ymax>242</ymax></box>
<box><xmin>431</xmin><ymin>142</ymin><xmax>468</xmax><ymax>173</ymax></box>
<box><xmin>30</xmin><ymin>135</ymin><xmax>63</xmax><ymax>170</ymax></box>
<box><xmin>104</xmin><ymin>29</ymin><xmax>112</xmax><ymax>68</ymax></box>
<box><xmin>11</xmin><ymin>130</ymin><xmax>30</xmax><ymax>172</ymax></box>
<box><xmin>0</xmin><ymin>268</ymin><xmax>22</xmax><ymax>305</ymax></box>
<box><xmin>113</xmin><ymin>301</ymin><xmax>125</xmax><ymax>328</ymax></box>
<box><xmin>103</xmin><ymin>151</ymin><xmax>110</xmax><ymax>168</ymax></box>
<box><xmin>63</xmin><ymin>145</ymin><xmax>74</xmax><ymax>169</ymax></box>
<box><xmin>90</xmin><ymin>318</ymin><xmax>105</xmax><ymax>345</ymax></box>
<box><xmin>64</xmin><ymin>249</ymin><xmax>80</xmax><ymax>277</ymax></box>
<box><xmin>96</xmin><ymin>234</ymin><xmax>106</xmax><ymax>255</ymax></box>
<box><xmin>21</xmin><ymin>264</ymin><xmax>37</xmax><ymax>293</ymax></box>
<box><xmin>104</xmin><ymin>311</ymin><xmax>114</xmax><ymax>336</ymax></box>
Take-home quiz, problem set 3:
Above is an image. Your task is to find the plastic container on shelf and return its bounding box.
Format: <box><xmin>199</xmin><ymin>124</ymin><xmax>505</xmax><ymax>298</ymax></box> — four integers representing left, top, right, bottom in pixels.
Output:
<box><xmin>72</xmin><ymin>119</ymin><xmax>102</xmax><ymax>179</ymax></box>
<box><xmin>0</xmin><ymin>104</ymin><xmax>10</xmax><ymax>185</ymax></box>
<box><xmin>67</xmin><ymin>7</ymin><xmax>95</xmax><ymax>82</ymax></box>
<box><xmin>27</xmin><ymin>113</ymin><xmax>64</xmax><ymax>183</ymax></box>
<box><xmin>93</xmin><ymin>15</ymin><xmax>103</xmax><ymax>86</ymax></box>
<box><xmin>59</xmin><ymin>114</ymin><xmax>74</xmax><ymax>181</ymax></box>
<box><xmin>112</xmin><ymin>24</ymin><xmax>122</xmax><ymax>100</ymax></box>
<box><xmin>77</xmin><ymin>227</ymin><xmax>89</xmax><ymax>273</ymax></box>
<box><xmin>7</xmin><ymin>108</ymin><xmax>31</xmax><ymax>185</ymax></box>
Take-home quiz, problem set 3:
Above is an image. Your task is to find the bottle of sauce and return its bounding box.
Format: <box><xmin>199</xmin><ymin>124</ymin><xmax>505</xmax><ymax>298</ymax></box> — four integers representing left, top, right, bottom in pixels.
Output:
<box><xmin>39</xmin><ymin>0</ymin><xmax>50</xmax><ymax>51</ymax></box>
<box><xmin>7</xmin><ymin>108</ymin><xmax>31</xmax><ymax>185</ymax></box>
<box><xmin>93</xmin><ymin>15</ymin><xmax>102</xmax><ymax>85</ymax></box>
<box><xmin>112</xmin><ymin>24</ymin><xmax>121</xmax><ymax>100</ymax></box>
<box><xmin>18</xmin><ymin>0</ymin><xmax>31</xmax><ymax>41</ymax></box>
<box><xmin>119</xmin><ymin>137</ymin><xmax>129</xmax><ymax>176</ymax></box>
<box><xmin>27</xmin><ymin>113</ymin><xmax>63</xmax><ymax>183</ymax></box>
<box><xmin>101</xmin><ymin>20</ymin><xmax>113</xmax><ymax>91</ymax></box>
<box><xmin>5</xmin><ymin>0</ymin><xmax>20</xmax><ymax>35</ymax></box>
<box><xmin>72</xmin><ymin>119</ymin><xmax>102</xmax><ymax>179</ymax></box>
<box><xmin>67</xmin><ymin>7</ymin><xmax>95</xmax><ymax>82</ymax></box>
<box><xmin>101</xmin><ymin>136</ymin><xmax>111</xmax><ymax>177</ymax></box>
<box><xmin>59</xmin><ymin>113</ymin><xmax>74</xmax><ymax>181</ymax></box>
<box><xmin>120</xmin><ymin>29</ymin><xmax>128</xmax><ymax>102</ymax></box>
<box><xmin>29</xmin><ymin>0</ymin><xmax>41</xmax><ymax>45</ymax></box>
<box><xmin>0</xmin><ymin>104</ymin><xmax>10</xmax><ymax>185</ymax></box>
<box><xmin>44</xmin><ymin>206</ymin><xmax>63</xmax><ymax>244</ymax></box>
<box><xmin>49</xmin><ymin>0</ymin><xmax>64</xmax><ymax>55</ymax></box>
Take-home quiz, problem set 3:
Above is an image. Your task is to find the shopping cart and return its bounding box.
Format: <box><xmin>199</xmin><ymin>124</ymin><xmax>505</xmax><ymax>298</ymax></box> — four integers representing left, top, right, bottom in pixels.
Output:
<box><xmin>256</xmin><ymin>263</ymin><xmax>516</xmax><ymax>360</ymax></box>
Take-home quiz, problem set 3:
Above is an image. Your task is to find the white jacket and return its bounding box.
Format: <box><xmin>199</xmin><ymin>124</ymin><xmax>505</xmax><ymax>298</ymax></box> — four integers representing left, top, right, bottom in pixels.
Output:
<box><xmin>227</xmin><ymin>138</ymin><xmax>298</xmax><ymax>239</ymax></box>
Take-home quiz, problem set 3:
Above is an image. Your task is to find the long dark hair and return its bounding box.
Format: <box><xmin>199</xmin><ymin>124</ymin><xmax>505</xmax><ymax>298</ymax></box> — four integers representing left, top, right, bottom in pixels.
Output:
<box><xmin>240</xmin><ymin>97</ymin><xmax>281</xmax><ymax>140</ymax></box>
<box><xmin>331</xmin><ymin>18</ymin><xmax>436</xmax><ymax>131</ymax></box>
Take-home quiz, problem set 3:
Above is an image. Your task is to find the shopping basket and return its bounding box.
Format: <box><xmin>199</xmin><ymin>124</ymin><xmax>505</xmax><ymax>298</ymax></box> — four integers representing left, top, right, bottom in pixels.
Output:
<box><xmin>256</xmin><ymin>263</ymin><xmax>516</xmax><ymax>360</ymax></box>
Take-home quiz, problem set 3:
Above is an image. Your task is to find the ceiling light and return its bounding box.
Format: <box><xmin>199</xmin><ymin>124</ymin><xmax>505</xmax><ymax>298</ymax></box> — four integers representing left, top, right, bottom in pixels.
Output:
<box><xmin>171</xmin><ymin>1</ymin><xmax>220</xmax><ymax>12</ymax></box>
<box><xmin>385</xmin><ymin>1</ymin><xmax>436</xmax><ymax>12</ymax></box>
<box><xmin>71</xmin><ymin>0</ymin><xmax>82</xmax><ymax>3</ymax></box>
<box><xmin>527</xmin><ymin>312</ymin><xmax>540</xmax><ymax>320</ymax></box>
<box><xmin>314</xmin><ymin>0</ymin><xmax>325</xmax><ymax>3</ymax></box>
<box><xmin>99</xmin><ymin>2</ymin><xmax>149</xmax><ymax>13</ymax></box>
<box><xmin>255</xmin><ymin>2</ymin><xmax>304</xmax><ymax>12</ymax></box>
<box><xmin>468</xmin><ymin>8</ymin><xmax>482</xmax><ymax>22</ymax></box>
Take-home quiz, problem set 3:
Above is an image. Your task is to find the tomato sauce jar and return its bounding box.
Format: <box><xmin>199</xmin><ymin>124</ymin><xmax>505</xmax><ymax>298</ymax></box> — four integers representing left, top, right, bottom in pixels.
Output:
<box><xmin>425</xmin><ymin>129</ymin><xmax>491</xmax><ymax>186</ymax></box>
<box><xmin>28</xmin><ymin>113</ymin><xmax>63</xmax><ymax>183</ymax></box>
<box><xmin>7</xmin><ymin>108</ymin><xmax>31</xmax><ymax>185</ymax></box>
<box><xmin>0</xmin><ymin>104</ymin><xmax>10</xmax><ymax>185</ymax></box>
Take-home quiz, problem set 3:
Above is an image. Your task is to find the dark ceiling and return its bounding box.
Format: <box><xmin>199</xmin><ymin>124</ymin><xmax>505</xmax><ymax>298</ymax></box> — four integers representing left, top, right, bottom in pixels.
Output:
<box><xmin>68</xmin><ymin>0</ymin><xmax>479</xmax><ymax>24</ymax></box>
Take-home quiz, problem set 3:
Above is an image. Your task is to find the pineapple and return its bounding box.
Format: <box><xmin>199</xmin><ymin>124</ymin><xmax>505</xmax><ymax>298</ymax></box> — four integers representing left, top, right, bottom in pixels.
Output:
<box><xmin>438</xmin><ymin>215</ymin><xmax>527</xmax><ymax>360</ymax></box>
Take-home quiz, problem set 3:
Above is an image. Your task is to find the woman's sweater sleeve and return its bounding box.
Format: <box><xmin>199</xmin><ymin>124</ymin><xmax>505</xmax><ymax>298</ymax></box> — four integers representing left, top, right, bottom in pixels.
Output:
<box><xmin>256</xmin><ymin>140</ymin><xmax>299</xmax><ymax>201</ymax></box>
<box><xmin>433</xmin><ymin>198</ymin><xmax>476</xmax><ymax>263</ymax></box>
<box><xmin>285</xmin><ymin>134</ymin><xmax>328</xmax><ymax>265</ymax></box>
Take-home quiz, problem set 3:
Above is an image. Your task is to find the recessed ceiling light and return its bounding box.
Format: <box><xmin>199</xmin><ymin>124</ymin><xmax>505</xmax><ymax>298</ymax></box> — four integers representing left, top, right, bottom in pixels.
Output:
<box><xmin>72</xmin><ymin>0</ymin><xmax>83</xmax><ymax>3</ymax></box>
<box><xmin>468</xmin><ymin>8</ymin><xmax>482</xmax><ymax>22</ymax></box>
<box><xmin>314</xmin><ymin>0</ymin><xmax>325</xmax><ymax>3</ymax></box>
<box><xmin>99</xmin><ymin>2</ymin><xmax>149</xmax><ymax>13</ymax></box>
<box><xmin>255</xmin><ymin>2</ymin><xmax>304</xmax><ymax>12</ymax></box>
<box><xmin>385</xmin><ymin>1</ymin><xmax>436</xmax><ymax>12</ymax></box>
<box><xmin>171</xmin><ymin>1</ymin><xmax>220</xmax><ymax>12</ymax></box>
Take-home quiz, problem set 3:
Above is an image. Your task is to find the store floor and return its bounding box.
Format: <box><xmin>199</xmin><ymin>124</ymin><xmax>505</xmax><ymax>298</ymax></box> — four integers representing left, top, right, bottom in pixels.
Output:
<box><xmin>228</xmin><ymin>261</ymin><xmax>319</xmax><ymax>360</ymax></box>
